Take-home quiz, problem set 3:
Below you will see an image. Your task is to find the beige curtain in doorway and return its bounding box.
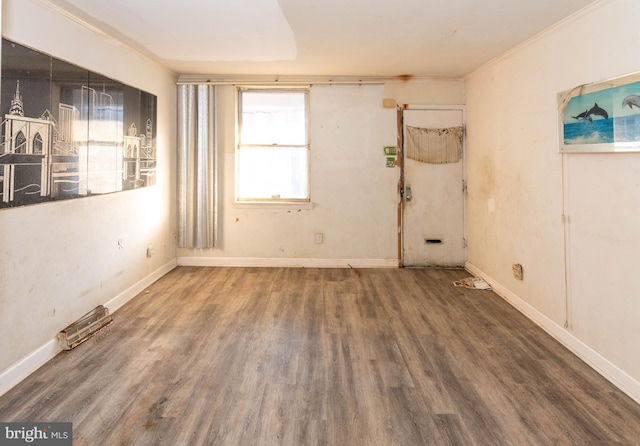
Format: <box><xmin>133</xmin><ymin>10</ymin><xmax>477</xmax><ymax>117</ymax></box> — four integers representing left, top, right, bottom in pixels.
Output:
<box><xmin>177</xmin><ymin>84</ymin><xmax>217</xmax><ymax>248</ymax></box>
<box><xmin>406</xmin><ymin>125</ymin><xmax>463</xmax><ymax>164</ymax></box>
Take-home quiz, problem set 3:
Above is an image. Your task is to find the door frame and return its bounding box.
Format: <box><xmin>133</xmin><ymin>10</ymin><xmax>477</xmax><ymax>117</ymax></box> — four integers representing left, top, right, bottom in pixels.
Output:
<box><xmin>397</xmin><ymin>104</ymin><xmax>467</xmax><ymax>267</ymax></box>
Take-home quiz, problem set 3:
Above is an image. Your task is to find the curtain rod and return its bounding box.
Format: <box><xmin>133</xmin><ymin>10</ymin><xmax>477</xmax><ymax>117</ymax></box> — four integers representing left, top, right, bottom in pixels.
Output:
<box><xmin>176</xmin><ymin>80</ymin><xmax>386</xmax><ymax>86</ymax></box>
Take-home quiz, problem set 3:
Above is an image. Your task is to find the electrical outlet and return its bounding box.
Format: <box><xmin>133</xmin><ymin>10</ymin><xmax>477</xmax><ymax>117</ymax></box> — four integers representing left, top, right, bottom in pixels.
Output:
<box><xmin>315</xmin><ymin>233</ymin><xmax>324</xmax><ymax>244</ymax></box>
<box><xmin>146</xmin><ymin>244</ymin><xmax>154</xmax><ymax>258</ymax></box>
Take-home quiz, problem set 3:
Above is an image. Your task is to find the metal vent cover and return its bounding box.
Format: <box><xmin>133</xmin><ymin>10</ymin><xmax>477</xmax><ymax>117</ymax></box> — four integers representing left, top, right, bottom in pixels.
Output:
<box><xmin>57</xmin><ymin>305</ymin><xmax>113</xmax><ymax>351</ymax></box>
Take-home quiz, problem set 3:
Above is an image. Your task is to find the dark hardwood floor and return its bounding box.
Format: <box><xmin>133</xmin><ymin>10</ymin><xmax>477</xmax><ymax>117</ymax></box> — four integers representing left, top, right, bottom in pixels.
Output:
<box><xmin>1</xmin><ymin>267</ymin><xmax>640</xmax><ymax>445</ymax></box>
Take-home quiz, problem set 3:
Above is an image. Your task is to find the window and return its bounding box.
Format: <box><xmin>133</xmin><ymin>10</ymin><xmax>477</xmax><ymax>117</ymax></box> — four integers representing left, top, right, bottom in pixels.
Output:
<box><xmin>237</xmin><ymin>89</ymin><xmax>309</xmax><ymax>202</ymax></box>
<box><xmin>33</xmin><ymin>133</ymin><xmax>43</xmax><ymax>154</ymax></box>
<box><xmin>15</xmin><ymin>131</ymin><xmax>26</xmax><ymax>153</ymax></box>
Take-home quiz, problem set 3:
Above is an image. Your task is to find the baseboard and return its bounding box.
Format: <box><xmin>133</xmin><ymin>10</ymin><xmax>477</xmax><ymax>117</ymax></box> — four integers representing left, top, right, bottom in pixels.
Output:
<box><xmin>0</xmin><ymin>339</ymin><xmax>60</xmax><ymax>399</ymax></box>
<box><xmin>465</xmin><ymin>261</ymin><xmax>640</xmax><ymax>405</ymax></box>
<box><xmin>104</xmin><ymin>259</ymin><xmax>177</xmax><ymax>313</ymax></box>
<box><xmin>0</xmin><ymin>258</ymin><xmax>177</xmax><ymax>398</ymax></box>
<box><xmin>177</xmin><ymin>256</ymin><xmax>399</xmax><ymax>268</ymax></box>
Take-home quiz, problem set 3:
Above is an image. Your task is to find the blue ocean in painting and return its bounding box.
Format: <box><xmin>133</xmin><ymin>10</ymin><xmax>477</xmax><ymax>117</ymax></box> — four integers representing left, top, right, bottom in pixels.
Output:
<box><xmin>564</xmin><ymin>115</ymin><xmax>640</xmax><ymax>145</ymax></box>
<box><xmin>564</xmin><ymin>118</ymin><xmax>613</xmax><ymax>144</ymax></box>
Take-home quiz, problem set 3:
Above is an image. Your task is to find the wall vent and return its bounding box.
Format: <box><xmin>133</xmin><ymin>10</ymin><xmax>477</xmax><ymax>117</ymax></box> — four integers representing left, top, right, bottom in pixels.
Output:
<box><xmin>57</xmin><ymin>305</ymin><xmax>113</xmax><ymax>351</ymax></box>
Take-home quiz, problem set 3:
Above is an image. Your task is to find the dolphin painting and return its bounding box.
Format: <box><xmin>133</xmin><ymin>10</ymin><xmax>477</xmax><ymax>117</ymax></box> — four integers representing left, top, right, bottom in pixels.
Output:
<box><xmin>570</xmin><ymin>103</ymin><xmax>609</xmax><ymax>122</ymax></box>
<box><xmin>586</xmin><ymin>103</ymin><xmax>608</xmax><ymax>120</ymax></box>
<box><xmin>571</xmin><ymin>109</ymin><xmax>592</xmax><ymax>122</ymax></box>
<box><xmin>622</xmin><ymin>94</ymin><xmax>640</xmax><ymax>109</ymax></box>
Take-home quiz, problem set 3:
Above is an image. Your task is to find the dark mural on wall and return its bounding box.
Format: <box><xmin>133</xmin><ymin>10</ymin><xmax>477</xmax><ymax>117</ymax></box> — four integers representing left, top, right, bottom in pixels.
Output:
<box><xmin>0</xmin><ymin>38</ymin><xmax>157</xmax><ymax>209</ymax></box>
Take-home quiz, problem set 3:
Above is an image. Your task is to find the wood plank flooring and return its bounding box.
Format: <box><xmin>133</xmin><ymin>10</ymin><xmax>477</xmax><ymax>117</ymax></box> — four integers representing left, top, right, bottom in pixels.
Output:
<box><xmin>1</xmin><ymin>267</ymin><xmax>640</xmax><ymax>445</ymax></box>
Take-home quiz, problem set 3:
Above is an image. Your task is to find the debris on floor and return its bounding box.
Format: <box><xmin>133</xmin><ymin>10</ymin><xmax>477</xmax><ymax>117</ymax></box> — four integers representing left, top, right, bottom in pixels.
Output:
<box><xmin>453</xmin><ymin>277</ymin><xmax>492</xmax><ymax>290</ymax></box>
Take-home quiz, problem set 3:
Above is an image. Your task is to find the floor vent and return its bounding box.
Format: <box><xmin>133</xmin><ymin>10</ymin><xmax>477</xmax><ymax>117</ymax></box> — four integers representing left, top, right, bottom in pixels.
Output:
<box><xmin>57</xmin><ymin>305</ymin><xmax>113</xmax><ymax>351</ymax></box>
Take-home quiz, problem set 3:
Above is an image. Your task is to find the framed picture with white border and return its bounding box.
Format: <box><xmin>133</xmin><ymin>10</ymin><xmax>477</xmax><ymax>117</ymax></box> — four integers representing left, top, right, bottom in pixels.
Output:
<box><xmin>559</xmin><ymin>71</ymin><xmax>640</xmax><ymax>153</ymax></box>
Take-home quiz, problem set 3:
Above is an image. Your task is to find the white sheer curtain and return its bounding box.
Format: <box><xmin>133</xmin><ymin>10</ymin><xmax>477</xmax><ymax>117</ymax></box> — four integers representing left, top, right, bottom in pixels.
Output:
<box><xmin>177</xmin><ymin>84</ymin><xmax>217</xmax><ymax>248</ymax></box>
<box><xmin>405</xmin><ymin>125</ymin><xmax>463</xmax><ymax>164</ymax></box>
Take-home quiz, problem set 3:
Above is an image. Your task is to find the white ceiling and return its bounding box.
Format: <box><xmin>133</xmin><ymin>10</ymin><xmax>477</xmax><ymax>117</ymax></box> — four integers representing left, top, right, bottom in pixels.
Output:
<box><xmin>45</xmin><ymin>0</ymin><xmax>597</xmax><ymax>78</ymax></box>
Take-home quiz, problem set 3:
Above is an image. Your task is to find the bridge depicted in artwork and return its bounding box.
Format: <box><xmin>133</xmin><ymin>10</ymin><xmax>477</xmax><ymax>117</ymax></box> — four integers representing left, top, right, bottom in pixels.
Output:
<box><xmin>0</xmin><ymin>80</ymin><xmax>156</xmax><ymax>208</ymax></box>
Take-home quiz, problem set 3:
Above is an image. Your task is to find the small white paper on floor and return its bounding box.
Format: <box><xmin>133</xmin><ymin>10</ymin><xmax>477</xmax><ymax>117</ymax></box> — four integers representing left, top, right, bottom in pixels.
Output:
<box><xmin>453</xmin><ymin>277</ymin><xmax>492</xmax><ymax>290</ymax></box>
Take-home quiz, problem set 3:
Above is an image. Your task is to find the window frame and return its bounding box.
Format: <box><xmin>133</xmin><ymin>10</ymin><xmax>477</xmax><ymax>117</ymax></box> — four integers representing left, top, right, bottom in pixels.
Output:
<box><xmin>236</xmin><ymin>87</ymin><xmax>311</xmax><ymax>204</ymax></box>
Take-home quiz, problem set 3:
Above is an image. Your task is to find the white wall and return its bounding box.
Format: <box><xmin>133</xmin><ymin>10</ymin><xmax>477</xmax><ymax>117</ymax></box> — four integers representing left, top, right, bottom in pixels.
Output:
<box><xmin>465</xmin><ymin>0</ymin><xmax>640</xmax><ymax>400</ymax></box>
<box><xmin>177</xmin><ymin>80</ymin><xmax>464</xmax><ymax>267</ymax></box>
<box><xmin>0</xmin><ymin>0</ymin><xmax>177</xmax><ymax>393</ymax></box>
<box><xmin>384</xmin><ymin>78</ymin><xmax>465</xmax><ymax>106</ymax></box>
